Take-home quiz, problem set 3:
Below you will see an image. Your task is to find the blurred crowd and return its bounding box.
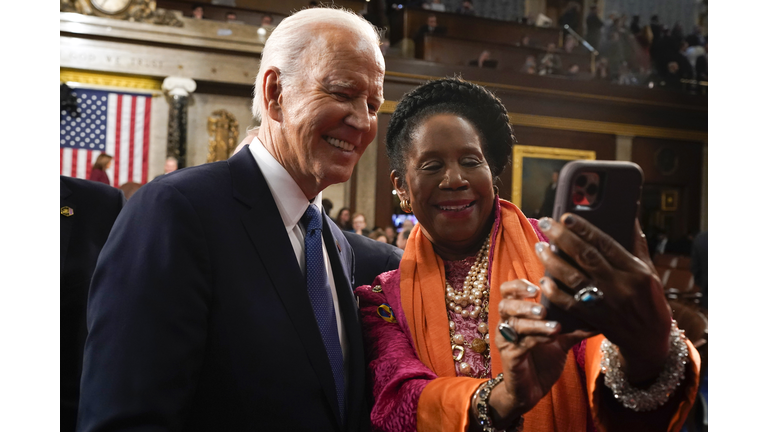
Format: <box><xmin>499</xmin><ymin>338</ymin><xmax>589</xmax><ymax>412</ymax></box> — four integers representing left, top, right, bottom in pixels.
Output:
<box><xmin>331</xmin><ymin>203</ymin><xmax>414</xmax><ymax>251</ymax></box>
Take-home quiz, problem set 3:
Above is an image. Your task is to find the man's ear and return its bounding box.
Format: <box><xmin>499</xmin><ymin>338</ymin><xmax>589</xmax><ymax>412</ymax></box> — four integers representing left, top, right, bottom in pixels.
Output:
<box><xmin>262</xmin><ymin>67</ymin><xmax>283</xmax><ymax>123</ymax></box>
<box><xmin>390</xmin><ymin>170</ymin><xmax>408</xmax><ymax>201</ymax></box>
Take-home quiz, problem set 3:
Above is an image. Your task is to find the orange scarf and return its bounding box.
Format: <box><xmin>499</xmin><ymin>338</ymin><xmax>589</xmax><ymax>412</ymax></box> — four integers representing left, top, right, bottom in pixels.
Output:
<box><xmin>401</xmin><ymin>200</ymin><xmax>590</xmax><ymax>432</ymax></box>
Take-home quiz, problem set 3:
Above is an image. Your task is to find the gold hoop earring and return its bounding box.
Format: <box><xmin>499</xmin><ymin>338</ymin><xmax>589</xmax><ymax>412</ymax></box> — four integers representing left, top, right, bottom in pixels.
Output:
<box><xmin>400</xmin><ymin>199</ymin><xmax>412</xmax><ymax>213</ymax></box>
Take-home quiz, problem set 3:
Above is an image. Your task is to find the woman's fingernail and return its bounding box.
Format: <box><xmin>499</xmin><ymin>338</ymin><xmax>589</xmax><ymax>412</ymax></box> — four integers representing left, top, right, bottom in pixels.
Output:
<box><xmin>538</xmin><ymin>217</ymin><xmax>552</xmax><ymax>231</ymax></box>
<box><xmin>545</xmin><ymin>321</ymin><xmax>558</xmax><ymax>329</ymax></box>
<box><xmin>527</xmin><ymin>284</ymin><xmax>538</xmax><ymax>294</ymax></box>
<box><xmin>531</xmin><ymin>305</ymin><xmax>542</xmax><ymax>315</ymax></box>
<box><xmin>564</xmin><ymin>215</ymin><xmax>575</xmax><ymax>227</ymax></box>
<box><xmin>539</xmin><ymin>277</ymin><xmax>547</xmax><ymax>287</ymax></box>
<box><xmin>535</xmin><ymin>242</ymin><xmax>547</xmax><ymax>254</ymax></box>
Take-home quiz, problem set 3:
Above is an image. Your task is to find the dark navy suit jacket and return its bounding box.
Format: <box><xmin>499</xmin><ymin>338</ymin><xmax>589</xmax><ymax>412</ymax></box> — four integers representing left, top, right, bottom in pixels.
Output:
<box><xmin>78</xmin><ymin>146</ymin><xmax>377</xmax><ymax>432</ymax></box>
<box><xmin>342</xmin><ymin>232</ymin><xmax>402</xmax><ymax>289</ymax></box>
<box><xmin>60</xmin><ymin>176</ymin><xmax>125</xmax><ymax>432</ymax></box>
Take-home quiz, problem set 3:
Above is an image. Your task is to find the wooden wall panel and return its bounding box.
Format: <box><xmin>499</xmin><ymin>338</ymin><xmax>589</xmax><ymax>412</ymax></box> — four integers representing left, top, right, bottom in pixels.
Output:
<box><xmin>631</xmin><ymin>137</ymin><xmax>703</xmax><ymax>238</ymax></box>
<box><xmin>496</xmin><ymin>126</ymin><xmax>616</xmax><ymax>204</ymax></box>
<box><xmin>375</xmin><ymin>114</ymin><xmax>396</xmax><ymax>230</ymax></box>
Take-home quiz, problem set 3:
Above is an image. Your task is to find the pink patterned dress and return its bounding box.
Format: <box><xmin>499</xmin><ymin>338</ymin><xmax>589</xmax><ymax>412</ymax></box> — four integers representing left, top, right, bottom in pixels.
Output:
<box><xmin>354</xmin><ymin>219</ymin><xmax>594</xmax><ymax>432</ymax></box>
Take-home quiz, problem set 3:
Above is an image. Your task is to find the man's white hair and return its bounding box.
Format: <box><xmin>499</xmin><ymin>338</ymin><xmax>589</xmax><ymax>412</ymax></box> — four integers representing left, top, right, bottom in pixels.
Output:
<box><xmin>252</xmin><ymin>7</ymin><xmax>382</xmax><ymax>122</ymax></box>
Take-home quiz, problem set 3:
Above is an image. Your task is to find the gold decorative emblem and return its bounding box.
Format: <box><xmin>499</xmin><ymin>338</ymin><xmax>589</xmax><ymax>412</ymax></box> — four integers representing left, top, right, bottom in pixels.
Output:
<box><xmin>61</xmin><ymin>206</ymin><xmax>75</xmax><ymax>217</ymax></box>
<box><xmin>207</xmin><ymin>110</ymin><xmax>240</xmax><ymax>163</ymax></box>
<box><xmin>61</xmin><ymin>0</ymin><xmax>183</xmax><ymax>27</ymax></box>
<box><xmin>372</xmin><ymin>285</ymin><xmax>383</xmax><ymax>293</ymax></box>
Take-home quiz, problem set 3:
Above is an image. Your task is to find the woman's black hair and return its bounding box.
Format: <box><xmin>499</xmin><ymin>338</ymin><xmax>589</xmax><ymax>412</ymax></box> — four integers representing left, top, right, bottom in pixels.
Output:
<box><xmin>385</xmin><ymin>77</ymin><xmax>515</xmax><ymax>182</ymax></box>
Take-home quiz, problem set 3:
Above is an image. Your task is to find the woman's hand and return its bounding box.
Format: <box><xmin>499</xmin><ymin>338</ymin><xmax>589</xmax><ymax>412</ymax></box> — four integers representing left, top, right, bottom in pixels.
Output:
<box><xmin>483</xmin><ymin>279</ymin><xmax>594</xmax><ymax>428</ymax></box>
<box><xmin>534</xmin><ymin>214</ymin><xmax>672</xmax><ymax>384</ymax></box>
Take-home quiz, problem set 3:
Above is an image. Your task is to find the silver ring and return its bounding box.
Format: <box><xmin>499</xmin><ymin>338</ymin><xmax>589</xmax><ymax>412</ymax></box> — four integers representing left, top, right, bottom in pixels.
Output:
<box><xmin>498</xmin><ymin>321</ymin><xmax>519</xmax><ymax>344</ymax></box>
<box><xmin>574</xmin><ymin>285</ymin><xmax>604</xmax><ymax>305</ymax></box>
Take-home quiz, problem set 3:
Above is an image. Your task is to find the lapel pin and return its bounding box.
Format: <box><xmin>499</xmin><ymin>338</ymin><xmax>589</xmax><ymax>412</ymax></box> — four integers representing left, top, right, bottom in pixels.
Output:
<box><xmin>61</xmin><ymin>206</ymin><xmax>74</xmax><ymax>217</ymax></box>
<box><xmin>377</xmin><ymin>303</ymin><xmax>397</xmax><ymax>323</ymax></box>
<box><xmin>336</xmin><ymin>240</ymin><xmax>341</xmax><ymax>252</ymax></box>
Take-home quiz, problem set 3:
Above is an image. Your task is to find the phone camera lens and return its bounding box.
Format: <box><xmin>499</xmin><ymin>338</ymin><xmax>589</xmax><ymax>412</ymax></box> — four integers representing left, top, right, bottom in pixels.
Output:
<box><xmin>575</xmin><ymin>175</ymin><xmax>587</xmax><ymax>187</ymax></box>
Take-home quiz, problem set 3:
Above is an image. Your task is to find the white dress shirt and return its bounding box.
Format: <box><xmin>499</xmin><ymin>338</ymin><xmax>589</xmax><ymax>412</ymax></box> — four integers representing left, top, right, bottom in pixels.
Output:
<box><xmin>248</xmin><ymin>138</ymin><xmax>349</xmax><ymax>380</ymax></box>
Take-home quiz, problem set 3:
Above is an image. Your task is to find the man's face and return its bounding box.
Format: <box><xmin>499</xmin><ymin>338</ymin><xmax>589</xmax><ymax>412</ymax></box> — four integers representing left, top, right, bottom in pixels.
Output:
<box><xmin>165</xmin><ymin>159</ymin><xmax>178</xmax><ymax>173</ymax></box>
<box><xmin>353</xmin><ymin>215</ymin><xmax>366</xmax><ymax>231</ymax></box>
<box><xmin>275</xmin><ymin>27</ymin><xmax>385</xmax><ymax>194</ymax></box>
<box><xmin>193</xmin><ymin>7</ymin><xmax>203</xmax><ymax>18</ymax></box>
<box><xmin>428</xmin><ymin>17</ymin><xmax>437</xmax><ymax>27</ymax></box>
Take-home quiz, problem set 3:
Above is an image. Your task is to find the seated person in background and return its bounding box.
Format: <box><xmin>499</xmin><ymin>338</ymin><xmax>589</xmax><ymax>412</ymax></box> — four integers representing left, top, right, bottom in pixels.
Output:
<box><xmin>384</xmin><ymin>226</ymin><xmax>397</xmax><ymax>245</ymax></box>
<box><xmin>261</xmin><ymin>14</ymin><xmax>274</xmax><ymax>27</ymax></box>
<box><xmin>538</xmin><ymin>43</ymin><xmax>562</xmax><ymax>75</ymax></box>
<box><xmin>455</xmin><ymin>0</ymin><xmax>475</xmax><ymax>15</ymax></box>
<box><xmin>356</xmin><ymin>76</ymin><xmax>700</xmax><ymax>432</ymax></box>
<box><xmin>663</xmin><ymin>61</ymin><xmax>693</xmax><ymax>90</ymax></box>
<box><xmin>469</xmin><ymin>50</ymin><xmax>498</xmax><ymax>68</ymax></box>
<box><xmin>336</xmin><ymin>207</ymin><xmax>354</xmax><ymax>231</ymax></box>
<box><xmin>427</xmin><ymin>0</ymin><xmax>446</xmax><ymax>12</ymax></box>
<box><xmin>695</xmin><ymin>44</ymin><xmax>707</xmax><ymax>82</ymax></box>
<box><xmin>192</xmin><ymin>4</ymin><xmax>204</xmax><ymax>19</ymax></box>
<box><xmin>225</xmin><ymin>11</ymin><xmax>239</xmax><ymax>23</ymax></box>
<box><xmin>563</xmin><ymin>34</ymin><xmax>579</xmax><ymax>53</ymax></box>
<box><xmin>396</xmin><ymin>228</ymin><xmax>411</xmax><ymax>250</ymax></box>
<box><xmin>414</xmin><ymin>14</ymin><xmax>446</xmax><ymax>42</ymax></box>
<box><xmin>164</xmin><ymin>156</ymin><xmax>178</xmax><ymax>174</ymax></box>
<box><xmin>520</xmin><ymin>55</ymin><xmax>537</xmax><ymax>74</ymax></box>
<box><xmin>617</xmin><ymin>61</ymin><xmax>638</xmax><ymax>85</ymax></box>
<box><xmin>517</xmin><ymin>34</ymin><xmax>531</xmax><ymax>47</ymax></box>
<box><xmin>369</xmin><ymin>229</ymin><xmax>389</xmax><ymax>243</ymax></box>
<box><xmin>119</xmin><ymin>182</ymin><xmax>142</xmax><ymax>200</ymax></box>
<box><xmin>353</xmin><ymin>212</ymin><xmax>372</xmax><ymax>237</ymax></box>
<box><xmin>594</xmin><ymin>56</ymin><xmax>610</xmax><ymax>80</ymax></box>
<box><xmin>565</xmin><ymin>63</ymin><xmax>580</xmax><ymax>77</ymax></box>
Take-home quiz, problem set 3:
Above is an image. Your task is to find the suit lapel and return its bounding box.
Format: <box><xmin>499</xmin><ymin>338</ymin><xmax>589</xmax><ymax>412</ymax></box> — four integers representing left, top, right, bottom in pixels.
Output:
<box><xmin>322</xmin><ymin>218</ymin><xmax>365</xmax><ymax>432</ymax></box>
<box><xmin>60</xmin><ymin>179</ymin><xmax>75</xmax><ymax>272</ymax></box>
<box><xmin>229</xmin><ymin>147</ymin><xmax>343</xmax><ymax>429</ymax></box>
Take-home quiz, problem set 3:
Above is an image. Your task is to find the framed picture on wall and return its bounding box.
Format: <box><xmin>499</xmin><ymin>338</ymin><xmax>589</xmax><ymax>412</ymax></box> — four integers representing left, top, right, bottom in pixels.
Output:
<box><xmin>511</xmin><ymin>145</ymin><xmax>596</xmax><ymax>218</ymax></box>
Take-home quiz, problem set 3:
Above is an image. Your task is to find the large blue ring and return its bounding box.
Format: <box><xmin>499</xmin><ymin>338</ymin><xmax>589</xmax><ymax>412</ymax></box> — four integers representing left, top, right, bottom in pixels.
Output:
<box><xmin>574</xmin><ymin>286</ymin><xmax>604</xmax><ymax>305</ymax></box>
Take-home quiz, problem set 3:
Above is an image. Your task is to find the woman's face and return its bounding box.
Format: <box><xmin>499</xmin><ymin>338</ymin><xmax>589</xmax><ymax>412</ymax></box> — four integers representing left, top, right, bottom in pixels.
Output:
<box><xmin>392</xmin><ymin>114</ymin><xmax>494</xmax><ymax>256</ymax></box>
<box><xmin>339</xmin><ymin>209</ymin><xmax>350</xmax><ymax>223</ymax></box>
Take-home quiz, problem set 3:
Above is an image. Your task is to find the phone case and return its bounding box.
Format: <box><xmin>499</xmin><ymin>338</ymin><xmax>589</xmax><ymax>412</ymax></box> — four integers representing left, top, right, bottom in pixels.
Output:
<box><xmin>542</xmin><ymin>160</ymin><xmax>644</xmax><ymax>333</ymax></box>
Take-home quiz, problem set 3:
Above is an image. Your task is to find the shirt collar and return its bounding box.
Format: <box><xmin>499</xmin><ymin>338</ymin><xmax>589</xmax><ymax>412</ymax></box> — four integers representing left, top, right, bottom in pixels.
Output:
<box><xmin>249</xmin><ymin>137</ymin><xmax>323</xmax><ymax>230</ymax></box>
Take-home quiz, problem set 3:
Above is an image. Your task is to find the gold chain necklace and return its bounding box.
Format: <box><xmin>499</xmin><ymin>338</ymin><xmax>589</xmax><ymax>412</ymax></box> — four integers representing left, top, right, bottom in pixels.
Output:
<box><xmin>445</xmin><ymin>234</ymin><xmax>492</xmax><ymax>377</ymax></box>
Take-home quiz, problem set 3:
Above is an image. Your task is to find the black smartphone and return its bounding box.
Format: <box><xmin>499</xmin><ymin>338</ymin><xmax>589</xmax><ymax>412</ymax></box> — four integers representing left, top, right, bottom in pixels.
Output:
<box><xmin>539</xmin><ymin>160</ymin><xmax>644</xmax><ymax>333</ymax></box>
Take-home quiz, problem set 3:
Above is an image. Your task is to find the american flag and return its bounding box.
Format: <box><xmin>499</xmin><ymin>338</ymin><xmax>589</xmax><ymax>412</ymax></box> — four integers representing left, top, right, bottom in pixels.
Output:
<box><xmin>60</xmin><ymin>87</ymin><xmax>153</xmax><ymax>187</ymax></box>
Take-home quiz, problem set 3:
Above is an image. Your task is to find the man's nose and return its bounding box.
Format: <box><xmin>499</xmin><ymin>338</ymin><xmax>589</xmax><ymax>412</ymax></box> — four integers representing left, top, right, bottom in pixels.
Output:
<box><xmin>345</xmin><ymin>98</ymin><xmax>372</xmax><ymax>132</ymax></box>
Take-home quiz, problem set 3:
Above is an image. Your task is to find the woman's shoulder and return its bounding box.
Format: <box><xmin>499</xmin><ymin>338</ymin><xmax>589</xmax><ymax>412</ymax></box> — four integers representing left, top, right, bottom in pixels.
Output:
<box><xmin>354</xmin><ymin>269</ymin><xmax>400</xmax><ymax>297</ymax></box>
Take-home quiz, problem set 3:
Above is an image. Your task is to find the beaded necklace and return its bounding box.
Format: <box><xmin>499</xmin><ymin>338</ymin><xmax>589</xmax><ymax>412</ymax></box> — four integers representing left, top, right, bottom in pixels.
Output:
<box><xmin>445</xmin><ymin>234</ymin><xmax>492</xmax><ymax>378</ymax></box>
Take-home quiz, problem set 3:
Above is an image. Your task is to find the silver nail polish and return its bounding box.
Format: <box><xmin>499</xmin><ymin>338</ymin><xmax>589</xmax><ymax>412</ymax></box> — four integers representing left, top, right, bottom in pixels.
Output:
<box><xmin>538</xmin><ymin>218</ymin><xmax>552</xmax><ymax>231</ymax></box>
<box><xmin>526</xmin><ymin>285</ymin><xmax>538</xmax><ymax>294</ymax></box>
<box><xmin>531</xmin><ymin>305</ymin><xmax>542</xmax><ymax>315</ymax></box>
<box><xmin>535</xmin><ymin>242</ymin><xmax>547</xmax><ymax>254</ymax></box>
<box><xmin>545</xmin><ymin>321</ymin><xmax>557</xmax><ymax>328</ymax></box>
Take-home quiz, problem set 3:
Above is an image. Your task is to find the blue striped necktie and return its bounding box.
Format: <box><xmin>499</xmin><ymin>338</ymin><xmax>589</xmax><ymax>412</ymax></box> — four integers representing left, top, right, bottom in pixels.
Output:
<box><xmin>301</xmin><ymin>204</ymin><xmax>346</xmax><ymax>421</ymax></box>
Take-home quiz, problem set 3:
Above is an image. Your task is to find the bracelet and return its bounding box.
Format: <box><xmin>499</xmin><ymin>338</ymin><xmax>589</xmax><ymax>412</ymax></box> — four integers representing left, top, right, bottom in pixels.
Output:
<box><xmin>472</xmin><ymin>374</ymin><xmax>524</xmax><ymax>432</ymax></box>
<box><xmin>600</xmin><ymin>320</ymin><xmax>689</xmax><ymax>412</ymax></box>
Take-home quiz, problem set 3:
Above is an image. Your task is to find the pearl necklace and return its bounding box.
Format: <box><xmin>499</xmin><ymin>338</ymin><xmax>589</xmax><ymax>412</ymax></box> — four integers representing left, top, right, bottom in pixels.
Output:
<box><xmin>446</xmin><ymin>234</ymin><xmax>492</xmax><ymax>378</ymax></box>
